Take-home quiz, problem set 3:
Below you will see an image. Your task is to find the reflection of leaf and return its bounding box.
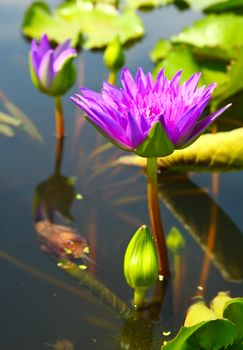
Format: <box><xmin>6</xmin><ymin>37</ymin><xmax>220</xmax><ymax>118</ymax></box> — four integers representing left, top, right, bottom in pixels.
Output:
<box><xmin>118</xmin><ymin>128</ymin><xmax>243</xmax><ymax>173</ymax></box>
<box><xmin>22</xmin><ymin>1</ymin><xmax>144</xmax><ymax>49</ymax></box>
<box><xmin>163</xmin><ymin>298</ymin><xmax>237</xmax><ymax>350</ymax></box>
<box><xmin>0</xmin><ymin>90</ymin><xmax>43</xmax><ymax>143</ymax></box>
<box><xmin>172</xmin><ymin>14</ymin><xmax>243</xmax><ymax>60</ymax></box>
<box><xmin>157</xmin><ymin>175</ymin><xmax>243</xmax><ymax>282</ymax></box>
<box><xmin>33</xmin><ymin>174</ymin><xmax>76</xmax><ymax>222</ymax></box>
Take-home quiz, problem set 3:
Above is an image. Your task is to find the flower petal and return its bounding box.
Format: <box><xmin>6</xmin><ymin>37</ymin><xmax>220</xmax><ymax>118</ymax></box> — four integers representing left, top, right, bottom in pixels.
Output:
<box><xmin>182</xmin><ymin>103</ymin><xmax>232</xmax><ymax>147</ymax></box>
<box><xmin>121</xmin><ymin>67</ymin><xmax>137</xmax><ymax>99</ymax></box>
<box><xmin>53</xmin><ymin>48</ymin><xmax>76</xmax><ymax>72</ymax></box>
<box><xmin>38</xmin><ymin>50</ymin><xmax>54</xmax><ymax>89</ymax></box>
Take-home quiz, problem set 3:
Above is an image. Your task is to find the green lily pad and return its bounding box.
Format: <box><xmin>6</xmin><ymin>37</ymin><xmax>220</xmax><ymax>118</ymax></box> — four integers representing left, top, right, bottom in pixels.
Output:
<box><xmin>172</xmin><ymin>14</ymin><xmax>243</xmax><ymax>60</ymax></box>
<box><xmin>151</xmin><ymin>44</ymin><xmax>243</xmax><ymax>104</ymax></box>
<box><xmin>185</xmin><ymin>0</ymin><xmax>243</xmax><ymax>13</ymax></box>
<box><xmin>22</xmin><ymin>0</ymin><xmax>144</xmax><ymax>49</ymax></box>
<box><xmin>124</xmin><ymin>0</ymin><xmax>172</xmax><ymax>10</ymax></box>
<box><xmin>162</xmin><ymin>298</ymin><xmax>238</xmax><ymax>350</ymax></box>
<box><xmin>118</xmin><ymin>127</ymin><xmax>243</xmax><ymax>173</ymax></box>
<box><xmin>150</xmin><ymin>39</ymin><xmax>172</xmax><ymax>63</ymax></box>
<box><xmin>211</xmin><ymin>292</ymin><xmax>243</xmax><ymax>340</ymax></box>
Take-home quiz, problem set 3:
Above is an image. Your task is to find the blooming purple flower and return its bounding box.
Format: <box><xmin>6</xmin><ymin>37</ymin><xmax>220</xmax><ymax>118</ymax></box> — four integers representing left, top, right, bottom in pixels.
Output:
<box><xmin>29</xmin><ymin>34</ymin><xmax>77</xmax><ymax>96</ymax></box>
<box><xmin>71</xmin><ymin>67</ymin><xmax>231</xmax><ymax>157</ymax></box>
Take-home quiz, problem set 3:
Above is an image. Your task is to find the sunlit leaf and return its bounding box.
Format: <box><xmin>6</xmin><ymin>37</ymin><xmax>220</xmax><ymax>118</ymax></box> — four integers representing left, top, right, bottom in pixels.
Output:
<box><xmin>185</xmin><ymin>0</ymin><xmax>243</xmax><ymax>13</ymax></box>
<box><xmin>124</xmin><ymin>0</ymin><xmax>172</xmax><ymax>10</ymax></box>
<box><xmin>118</xmin><ymin>128</ymin><xmax>243</xmax><ymax>173</ymax></box>
<box><xmin>152</xmin><ymin>44</ymin><xmax>243</xmax><ymax>104</ymax></box>
<box><xmin>150</xmin><ymin>39</ymin><xmax>172</xmax><ymax>63</ymax></box>
<box><xmin>211</xmin><ymin>292</ymin><xmax>243</xmax><ymax>340</ymax></box>
<box><xmin>172</xmin><ymin>14</ymin><xmax>243</xmax><ymax>60</ymax></box>
<box><xmin>22</xmin><ymin>0</ymin><xmax>144</xmax><ymax>49</ymax></box>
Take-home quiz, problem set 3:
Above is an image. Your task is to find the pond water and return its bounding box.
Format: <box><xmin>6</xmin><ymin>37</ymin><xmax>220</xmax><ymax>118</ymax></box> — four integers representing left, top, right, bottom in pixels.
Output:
<box><xmin>0</xmin><ymin>1</ymin><xmax>243</xmax><ymax>349</ymax></box>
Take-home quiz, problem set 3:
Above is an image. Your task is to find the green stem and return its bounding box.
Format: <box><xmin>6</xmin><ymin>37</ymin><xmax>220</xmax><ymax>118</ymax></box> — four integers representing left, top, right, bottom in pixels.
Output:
<box><xmin>134</xmin><ymin>288</ymin><xmax>146</xmax><ymax>309</ymax></box>
<box><xmin>108</xmin><ymin>71</ymin><xmax>117</xmax><ymax>85</ymax></box>
<box><xmin>54</xmin><ymin>96</ymin><xmax>64</xmax><ymax>139</ymax></box>
<box><xmin>147</xmin><ymin>157</ymin><xmax>170</xmax><ymax>277</ymax></box>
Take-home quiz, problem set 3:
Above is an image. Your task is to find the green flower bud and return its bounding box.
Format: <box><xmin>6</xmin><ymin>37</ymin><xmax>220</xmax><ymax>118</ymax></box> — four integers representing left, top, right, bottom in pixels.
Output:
<box><xmin>124</xmin><ymin>225</ymin><xmax>158</xmax><ymax>307</ymax></box>
<box><xmin>103</xmin><ymin>36</ymin><xmax>125</xmax><ymax>72</ymax></box>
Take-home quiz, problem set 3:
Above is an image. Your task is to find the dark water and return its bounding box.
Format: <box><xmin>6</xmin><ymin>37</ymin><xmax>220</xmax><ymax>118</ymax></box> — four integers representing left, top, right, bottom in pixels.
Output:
<box><xmin>0</xmin><ymin>2</ymin><xmax>243</xmax><ymax>349</ymax></box>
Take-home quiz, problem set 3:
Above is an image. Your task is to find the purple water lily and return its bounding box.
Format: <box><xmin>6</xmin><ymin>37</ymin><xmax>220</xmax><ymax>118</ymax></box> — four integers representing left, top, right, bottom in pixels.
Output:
<box><xmin>30</xmin><ymin>34</ymin><xmax>77</xmax><ymax>96</ymax></box>
<box><xmin>71</xmin><ymin>67</ymin><xmax>230</xmax><ymax>157</ymax></box>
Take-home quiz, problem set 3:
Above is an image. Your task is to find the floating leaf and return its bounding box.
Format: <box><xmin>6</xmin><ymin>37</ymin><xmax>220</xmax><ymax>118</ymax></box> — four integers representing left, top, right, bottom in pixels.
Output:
<box><xmin>22</xmin><ymin>0</ymin><xmax>144</xmax><ymax>49</ymax></box>
<box><xmin>185</xmin><ymin>0</ymin><xmax>243</xmax><ymax>13</ymax></box>
<box><xmin>163</xmin><ymin>298</ymin><xmax>237</xmax><ymax>350</ymax></box>
<box><xmin>124</xmin><ymin>0</ymin><xmax>172</xmax><ymax>10</ymax></box>
<box><xmin>172</xmin><ymin>14</ymin><xmax>243</xmax><ymax>60</ymax></box>
<box><xmin>118</xmin><ymin>127</ymin><xmax>243</xmax><ymax>173</ymax></box>
<box><xmin>150</xmin><ymin>39</ymin><xmax>172</xmax><ymax>63</ymax></box>
<box><xmin>211</xmin><ymin>292</ymin><xmax>243</xmax><ymax>340</ymax></box>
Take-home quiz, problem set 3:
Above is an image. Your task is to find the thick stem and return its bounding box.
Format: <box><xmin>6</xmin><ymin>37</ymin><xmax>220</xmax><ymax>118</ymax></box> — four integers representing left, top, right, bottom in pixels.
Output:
<box><xmin>147</xmin><ymin>157</ymin><xmax>170</xmax><ymax>277</ymax></box>
<box><xmin>54</xmin><ymin>96</ymin><xmax>64</xmax><ymax>139</ymax></box>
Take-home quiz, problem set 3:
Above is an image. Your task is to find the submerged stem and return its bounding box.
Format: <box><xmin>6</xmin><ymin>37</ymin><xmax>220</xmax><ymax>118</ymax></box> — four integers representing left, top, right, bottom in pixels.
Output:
<box><xmin>147</xmin><ymin>157</ymin><xmax>170</xmax><ymax>277</ymax></box>
<box><xmin>54</xmin><ymin>96</ymin><xmax>64</xmax><ymax>139</ymax></box>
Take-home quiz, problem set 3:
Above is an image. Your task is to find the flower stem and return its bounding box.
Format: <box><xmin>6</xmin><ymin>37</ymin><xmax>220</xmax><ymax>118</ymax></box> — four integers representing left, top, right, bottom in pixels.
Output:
<box><xmin>147</xmin><ymin>157</ymin><xmax>170</xmax><ymax>277</ymax></box>
<box><xmin>133</xmin><ymin>288</ymin><xmax>146</xmax><ymax>309</ymax></box>
<box><xmin>54</xmin><ymin>96</ymin><xmax>64</xmax><ymax>139</ymax></box>
<box><xmin>108</xmin><ymin>70</ymin><xmax>117</xmax><ymax>85</ymax></box>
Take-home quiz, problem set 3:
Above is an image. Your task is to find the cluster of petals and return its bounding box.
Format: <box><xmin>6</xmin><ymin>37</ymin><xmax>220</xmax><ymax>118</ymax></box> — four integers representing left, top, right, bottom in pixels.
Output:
<box><xmin>71</xmin><ymin>67</ymin><xmax>231</xmax><ymax>152</ymax></box>
<box><xmin>31</xmin><ymin>34</ymin><xmax>76</xmax><ymax>91</ymax></box>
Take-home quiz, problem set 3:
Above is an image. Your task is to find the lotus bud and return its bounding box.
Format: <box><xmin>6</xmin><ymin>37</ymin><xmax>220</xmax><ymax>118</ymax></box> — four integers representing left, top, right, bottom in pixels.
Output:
<box><xmin>103</xmin><ymin>36</ymin><xmax>125</xmax><ymax>72</ymax></box>
<box><xmin>29</xmin><ymin>34</ymin><xmax>77</xmax><ymax>96</ymax></box>
<box><xmin>124</xmin><ymin>225</ymin><xmax>158</xmax><ymax>308</ymax></box>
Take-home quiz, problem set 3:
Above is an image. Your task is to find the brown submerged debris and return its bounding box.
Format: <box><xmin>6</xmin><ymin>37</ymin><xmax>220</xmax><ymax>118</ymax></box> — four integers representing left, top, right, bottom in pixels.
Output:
<box><xmin>34</xmin><ymin>220</ymin><xmax>89</xmax><ymax>260</ymax></box>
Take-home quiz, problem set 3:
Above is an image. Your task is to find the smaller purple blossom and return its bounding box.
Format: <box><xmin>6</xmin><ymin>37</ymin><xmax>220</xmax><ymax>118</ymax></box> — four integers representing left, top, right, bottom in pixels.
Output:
<box><xmin>71</xmin><ymin>67</ymin><xmax>231</xmax><ymax>157</ymax></box>
<box><xmin>29</xmin><ymin>34</ymin><xmax>77</xmax><ymax>96</ymax></box>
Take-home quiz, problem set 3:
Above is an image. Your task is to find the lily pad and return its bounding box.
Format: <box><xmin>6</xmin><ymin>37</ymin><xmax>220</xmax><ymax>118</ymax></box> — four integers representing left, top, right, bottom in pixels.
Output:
<box><xmin>162</xmin><ymin>298</ymin><xmax>238</xmax><ymax>350</ymax></box>
<box><xmin>172</xmin><ymin>14</ymin><xmax>243</xmax><ymax>60</ymax></box>
<box><xmin>124</xmin><ymin>0</ymin><xmax>172</xmax><ymax>10</ymax></box>
<box><xmin>185</xmin><ymin>0</ymin><xmax>243</xmax><ymax>13</ymax></box>
<box><xmin>118</xmin><ymin>127</ymin><xmax>243</xmax><ymax>173</ymax></box>
<box><xmin>22</xmin><ymin>0</ymin><xmax>144</xmax><ymax>49</ymax></box>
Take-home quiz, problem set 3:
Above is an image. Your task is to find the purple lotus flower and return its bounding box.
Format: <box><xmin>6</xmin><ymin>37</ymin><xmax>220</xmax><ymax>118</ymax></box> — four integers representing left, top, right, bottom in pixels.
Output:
<box><xmin>29</xmin><ymin>34</ymin><xmax>77</xmax><ymax>96</ymax></box>
<box><xmin>71</xmin><ymin>67</ymin><xmax>231</xmax><ymax>157</ymax></box>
